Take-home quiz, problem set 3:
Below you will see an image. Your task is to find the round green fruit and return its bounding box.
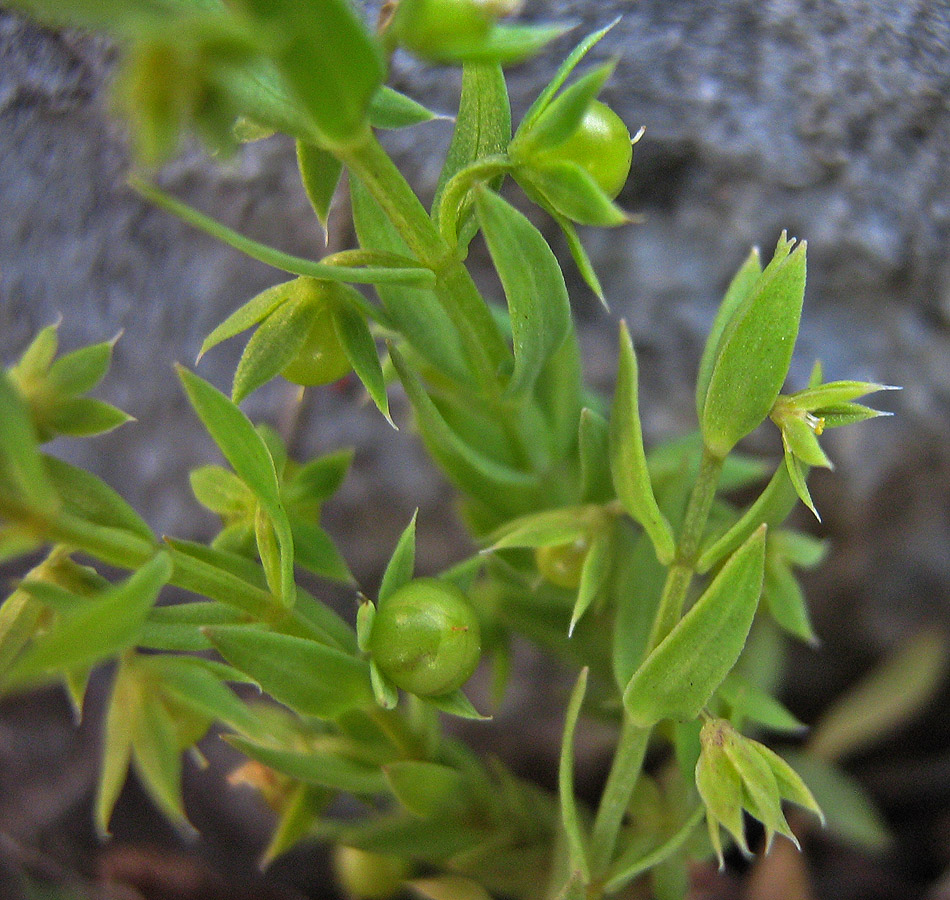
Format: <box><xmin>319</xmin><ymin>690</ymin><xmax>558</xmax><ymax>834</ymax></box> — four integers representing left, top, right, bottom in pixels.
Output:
<box><xmin>280</xmin><ymin>299</ymin><xmax>350</xmax><ymax>387</ymax></box>
<box><xmin>536</xmin><ymin>100</ymin><xmax>632</xmax><ymax>199</ymax></box>
<box><xmin>369</xmin><ymin>578</ymin><xmax>481</xmax><ymax>697</ymax></box>
<box><xmin>333</xmin><ymin>846</ymin><xmax>410</xmax><ymax>900</ymax></box>
<box><xmin>535</xmin><ymin>537</ymin><xmax>589</xmax><ymax>590</ymax></box>
<box><xmin>392</xmin><ymin>0</ymin><xmax>495</xmax><ymax>60</ymax></box>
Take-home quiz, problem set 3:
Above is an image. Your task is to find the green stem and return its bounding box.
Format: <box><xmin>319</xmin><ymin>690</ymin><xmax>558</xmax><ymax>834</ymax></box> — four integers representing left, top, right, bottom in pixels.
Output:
<box><xmin>588</xmin><ymin>448</ymin><xmax>723</xmax><ymax>885</ymax></box>
<box><xmin>588</xmin><ymin>721</ymin><xmax>649</xmax><ymax>878</ymax></box>
<box><xmin>335</xmin><ymin>132</ymin><xmax>510</xmax><ymax>392</ymax></box>
<box><xmin>648</xmin><ymin>447</ymin><xmax>724</xmax><ymax>648</ymax></box>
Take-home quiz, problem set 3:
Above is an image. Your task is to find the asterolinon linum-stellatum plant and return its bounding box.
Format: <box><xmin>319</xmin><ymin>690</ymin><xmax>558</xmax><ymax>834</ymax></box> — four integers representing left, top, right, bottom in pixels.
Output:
<box><xmin>1</xmin><ymin>1</ymin><xmax>896</xmax><ymax>897</ymax></box>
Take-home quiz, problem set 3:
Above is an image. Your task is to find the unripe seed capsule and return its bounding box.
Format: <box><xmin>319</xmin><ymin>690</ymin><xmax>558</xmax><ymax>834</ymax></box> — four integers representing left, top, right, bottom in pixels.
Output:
<box><xmin>369</xmin><ymin>578</ymin><xmax>481</xmax><ymax>697</ymax></box>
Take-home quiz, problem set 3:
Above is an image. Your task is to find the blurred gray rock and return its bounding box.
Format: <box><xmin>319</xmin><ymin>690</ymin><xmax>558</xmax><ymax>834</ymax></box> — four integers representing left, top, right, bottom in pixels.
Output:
<box><xmin>1</xmin><ymin>1</ymin><xmax>948</xmax><ymax>639</ymax></box>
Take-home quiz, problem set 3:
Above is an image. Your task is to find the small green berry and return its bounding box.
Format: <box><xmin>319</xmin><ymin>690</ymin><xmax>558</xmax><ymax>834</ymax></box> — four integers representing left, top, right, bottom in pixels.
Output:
<box><xmin>369</xmin><ymin>578</ymin><xmax>481</xmax><ymax>697</ymax></box>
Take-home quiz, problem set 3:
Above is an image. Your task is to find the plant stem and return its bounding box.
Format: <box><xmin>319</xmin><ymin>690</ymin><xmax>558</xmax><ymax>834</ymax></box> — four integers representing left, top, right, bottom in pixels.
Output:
<box><xmin>335</xmin><ymin>131</ymin><xmax>509</xmax><ymax>393</ymax></box>
<box><xmin>587</xmin><ymin>447</ymin><xmax>723</xmax><ymax>885</ymax></box>
<box><xmin>648</xmin><ymin>447</ymin><xmax>724</xmax><ymax>648</ymax></box>
<box><xmin>588</xmin><ymin>720</ymin><xmax>649</xmax><ymax>878</ymax></box>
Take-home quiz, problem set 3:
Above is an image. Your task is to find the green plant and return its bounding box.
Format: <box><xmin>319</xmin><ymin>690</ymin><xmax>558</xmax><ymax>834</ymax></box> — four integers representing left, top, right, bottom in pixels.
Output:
<box><xmin>0</xmin><ymin>2</ymin><xmax>898</xmax><ymax>898</ymax></box>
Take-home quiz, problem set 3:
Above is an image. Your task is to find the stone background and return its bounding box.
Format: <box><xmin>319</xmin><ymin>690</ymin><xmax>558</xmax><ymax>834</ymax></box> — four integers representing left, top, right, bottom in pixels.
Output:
<box><xmin>1</xmin><ymin>2</ymin><xmax>949</xmax><ymax>898</ymax></box>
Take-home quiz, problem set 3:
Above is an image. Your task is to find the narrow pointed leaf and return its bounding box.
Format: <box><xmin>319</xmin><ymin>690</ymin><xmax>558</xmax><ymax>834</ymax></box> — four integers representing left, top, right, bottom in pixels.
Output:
<box><xmin>13</xmin><ymin>324</ymin><xmax>58</xmax><ymax>381</ymax></box>
<box><xmin>129</xmin><ymin>684</ymin><xmax>191</xmax><ymax>829</ymax></box>
<box><xmin>781</xmin><ymin>417</ymin><xmax>832</xmax><ymax>468</ymax></box>
<box><xmin>520</xmin><ymin>62</ymin><xmax>615</xmax><ymax>151</ymax></box>
<box><xmin>227</xmin><ymin>734</ymin><xmax>386</xmax><ymax>794</ymax></box>
<box><xmin>0</xmin><ymin>370</ymin><xmax>57</xmax><ymax>512</ymax></box>
<box><xmin>695</xmin><ymin>747</ymin><xmax>747</xmax><ymax>865</ymax></box>
<box><xmin>232</xmin><ymin>296</ymin><xmax>317</xmax><ymax>402</ymax></box>
<box><xmin>384</xmin><ymin>760</ymin><xmax>463</xmax><ymax>818</ymax></box>
<box><xmin>199</xmin><ymin>280</ymin><xmax>296</xmax><ymax>359</ymax></box>
<box><xmin>488</xmin><ymin>506</ymin><xmax>590</xmax><ymax>551</ymax></box>
<box><xmin>46</xmin><ymin>341</ymin><xmax>112</xmax><ymax>396</ymax></box>
<box><xmin>717</xmin><ymin>673</ymin><xmax>806</xmax><ymax>734</ymax></box>
<box><xmin>518</xmin><ymin>20</ymin><xmax>619</xmax><ymax>137</ymax></box>
<box><xmin>285</xmin><ymin>448</ymin><xmax>353</xmax><ymax>505</ymax></box>
<box><xmin>370</xmin><ymin>85</ymin><xmax>441</xmax><ymax>130</ymax></box>
<box><xmin>558</xmin><ymin>667</ymin><xmax>590</xmax><ymax>881</ymax></box>
<box><xmin>750</xmin><ymin>743</ymin><xmax>824</xmax><ymax>823</ymax></box>
<box><xmin>4</xmin><ymin>553</ymin><xmax>171</xmax><ymax>689</ymax></box>
<box><xmin>332</xmin><ymin>301</ymin><xmax>392</xmax><ymax>425</ymax></box>
<box><xmin>177</xmin><ymin>367</ymin><xmax>294</xmax><ymax>603</ymax></box>
<box><xmin>764</xmin><ymin>557</ymin><xmax>817</xmax><ymax>644</ymax></box>
<box><xmin>190</xmin><ymin>465</ymin><xmax>254</xmax><ymax>517</ymax></box>
<box><xmin>133</xmin><ymin>180</ymin><xmax>434</xmax><ymax>287</ymax></box>
<box><xmin>44</xmin><ymin>456</ymin><xmax>153</xmax><ymax>542</ymax></box>
<box><xmin>433</xmin><ymin>63</ymin><xmax>510</xmax><ymax>231</ymax></box>
<box><xmin>701</xmin><ymin>239</ymin><xmax>806</xmax><ymax>458</ymax></box>
<box><xmin>410</xmin><ymin>876</ymin><xmax>493</xmax><ymax>900</ymax></box>
<box><xmin>204</xmin><ymin>626</ymin><xmax>373</xmax><ymax>720</ymax></box>
<box><xmin>389</xmin><ymin>345</ymin><xmax>539</xmax><ymax>511</ymax></box>
<box><xmin>623</xmin><ymin>527</ymin><xmax>766</xmax><ymax>726</ymax></box>
<box><xmin>297</xmin><ymin>140</ymin><xmax>342</xmax><ymax>236</ymax></box>
<box><xmin>422</xmin><ymin>689</ymin><xmax>489</xmax><ymax>720</ymax></box>
<box><xmin>525</xmin><ymin>162</ymin><xmax>628</xmax><ymax>227</ymax></box>
<box><xmin>96</xmin><ymin>662</ymin><xmax>135</xmax><ymax>836</ymax></box>
<box><xmin>609</xmin><ymin>322</ymin><xmax>675</xmax><ymax>564</ymax></box>
<box><xmin>291</xmin><ymin>520</ymin><xmax>352</xmax><ymax>583</ymax></box>
<box><xmin>784</xmin><ymin>449</ymin><xmax>819</xmax><ymax>520</ymax></box>
<box><xmin>474</xmin><ymin>187</ymin><xmax>571</xmax><ymax>398</ymax></box>
<box><xmin>45</xmin><ymin>397</ymin><xmax>132</xmax><ymax>436</ymax></box>
<box><xmin>696</xmin><ymin>248</ymin><xmax>762</xmax><ymax>418</ymax></box>
<box><xmin>569</xmin><ymin>528</ymin><xmax>613</xmax><ymax>636</ymax></box>
<box><xmin>553</xmin><ymin>212</ymin><xmax>605</xmax><ymax>303</ymax></box>
<box><xmin>605</xmin><ymin>806</ymin><xmax>704</xmax><ymax>892</ymax></box>
<box><xmin>379</xmin><ymin>511</ymin><xmax>417</xmax><ymax>604</ymax></box>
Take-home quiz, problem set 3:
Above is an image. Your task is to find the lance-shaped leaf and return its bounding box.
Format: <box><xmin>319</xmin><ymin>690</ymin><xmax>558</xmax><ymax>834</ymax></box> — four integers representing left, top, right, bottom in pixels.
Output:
<box><xmin>717</xmin><ymin>673</ymin><xmax>805</xmax><ymax>735</ymax></box>
<box><xmin>623</xmin><ymin>527</ymin><xmax>766</xmax><ymax>727</ymax></box>
<box><xmin>0</xmin><ymin>370</ymin><xmax>57</xmax><ymax>513</ymax></box>
<box><xmin>370</xmin><ymin>85</ymin><xmax>443</xmax><ymax>130</ymax></box>
<box><xmin>764</xmin><ymin>555</ymin><xmax>817</xmax><ymax>644</ymax></box>
<box><xmin>226</xmin><ymin>734</ymin><xmax>386</xmax><ymax>794</ymax></box>
<box><xmin>379</xmin><ymin>511</ymin><xmax>417</xmax><ymax>604</ymax></box>
<box><xmin>332</xmin><ymin>299</ymin><xmax>393</xmax><ymax>426</ymax></box>
<box><xmin>696</xmin><ymin>463</ymin><xmax>802</xmax><ymax>573</ymax></box>
<box><xmin>701</xmin><ymin>236</ymin><xmax>806</xmax><ymax>458</ymax></box>
<box><xmin>291</xmin><ymin>520</ymin><xmax>352</xmax><ymax>584</ymax></box>
<box><xmin>569</xmin><ymin>527</ymin><xmax>614</xmax><ymax>637</ymax></box>
<box><xmin>199</xmin><ymin>279</ymin><xmax>298</xmax><ymax>360</ymax></box>
<box><xmin>297</xmin><ymin>140</ymin><xmax>342</xmax><ymax>238</ymax></box>
<box><xmin>474</xmin><ymin>187</ymin><xmax>571</xmax><ymax>399</ymax></box>
<box><xmin>559</xmin><ymin>667</ymin><xmax>590</xmax><ymax>881</ymax></box>
<box><xmin>177</xmin><ymin>367</ymin><xmax>294</xmax><ymax>605</ymax></box>
<box><xmin>46</xmin><ymin>340</ymin><xmax>113</xmax><ymax>396</ymax></box>
<box><xmin>609</xmin><ymin>322</ymin><xmax>675</xmax><ymax>564</ymax></box>
<box><xmin>3</xmin><ymin>553</ymin><xmax>171</xmax><ymax>690</ymax></box>
<box><xmin>695</xmin><ymin>729</ymin><xmax>748</xmax><ymax>866</ymax></box>
<box><xmin>384</xmin><ymin>760</ymin><xmax>463</xmax><ymax>818</ymax></box>
<box><xmin>44</xmin><ymin>396</ymin><xmax>132</xmax><ymax>437</ymax></box>
<box><xmin>134</xmin><ymin>181</ymin><xmax>434</xmax><ymax>289</ymax></box>
<box><xmin>130</xmin><ymin>685</ymin><xmax>192</xmax><ymax>829</ymax></box>
<box><xmin>389</xmin><ymin>344</ymin><xmax>539</xmax><ymax>513</ymax></box>
<box><xmin>433</xmin><ymin>62</ymin><xmax>511</xmax><ymax>240</ymax></box>
<box><xmin>234</xmin><ymin>0</ymin><xmax>383</xmax><ymax>144</ymax></box>
<box><xmin>351</xmin><ymin>177</ymin><xmax>471</xmax><ymax>387</ymax></box>
<box><xmin>44</xmin><ymin>456</ymin><xmax>153</xmax><ymax>543</ymax></box>
<box><xmin>96</xmin><ymin>659</ymin><xmax>135</xmax><ymax>836</ymax></box>
<box><xmin>520</xmin><ymin>162</ymin><xmax>627</xmax><ymax>228</ymax></box>
<box><xmin>204</xmin><ymin>626</ymin><xmax>373</xmax><ymax>720</ymax></box>
<box><xmin>231</xmin><ymin>295</ymin><xmax>316</xmax><ymax>402</ymax></box>
<box><xmin>410</xmin><ymin>876</ymin><xmax>493</xmax><ymax>900</ymax></box>
<box><xmin>421</xmin><ymin>689</ymin><xmax>489</xmax><ymax>721</ymax></box>
<box><xmin>487</xmin><ymin>506</ymin><xmax>592</xmax><ymax>552</ymax></box>
<box><xmin>517</xmin><ymin>19</ymin><xmax>619</xmax><ymax>137</ymax></box>
<box><xmin>696</xmin><ymin>248</ymin><xmax>762</xmax><ymax>419</ymax></box>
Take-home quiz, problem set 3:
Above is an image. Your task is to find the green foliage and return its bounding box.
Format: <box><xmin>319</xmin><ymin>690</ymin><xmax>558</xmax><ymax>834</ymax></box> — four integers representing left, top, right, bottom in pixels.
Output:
<box><xmin>0</xmin><ymin>6</ymin><xmax>900</xmax><ymax>898</ymax></box>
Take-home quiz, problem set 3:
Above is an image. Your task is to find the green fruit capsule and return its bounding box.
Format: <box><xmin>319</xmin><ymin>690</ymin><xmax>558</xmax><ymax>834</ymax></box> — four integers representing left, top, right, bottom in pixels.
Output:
<box><xmin>369</xmin><ymin>578</ymin><xmax>481</xmax><ymax>697</ymax></box>
<box><xmin>280</xmin><ymin>290</ymin><xmax>351</xmax><ymax>387</ymax></box>
<box><xmin>536</xmin><ymin>100</ymin><xmax>633</xmax><ymax>199</ymax></box>
<box><xmin>391</xmin><ymin>0</ymin><xmax>498</xmax><ymax>61</ymax></box>
<box><xmin>333</xmin><ymin>846</ymin><xmax>410</xmax><ymax>900</ymax></box>
<box><xmin>534</xmin><ymin>537</ymin><xmax>590</xmax><ymax>590</ymax></box>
